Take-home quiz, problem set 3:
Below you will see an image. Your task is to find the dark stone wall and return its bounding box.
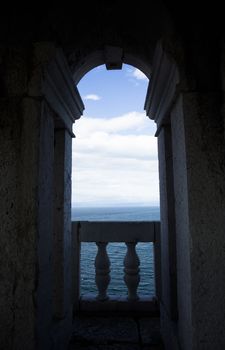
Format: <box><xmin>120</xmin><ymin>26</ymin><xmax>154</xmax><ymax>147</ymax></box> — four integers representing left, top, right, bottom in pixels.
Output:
<box><xmin>0</xmin><ymin>2</ymin><xmax>224</xmax><ymax>349</ymax></box>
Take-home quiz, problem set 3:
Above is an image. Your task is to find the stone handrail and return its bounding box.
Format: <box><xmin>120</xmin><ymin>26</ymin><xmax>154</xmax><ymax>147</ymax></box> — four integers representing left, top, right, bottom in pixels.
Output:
<box><xmin>71</xmin><ymin>221</ymin><xmax>161</xmax><ymax>312</ymax></box>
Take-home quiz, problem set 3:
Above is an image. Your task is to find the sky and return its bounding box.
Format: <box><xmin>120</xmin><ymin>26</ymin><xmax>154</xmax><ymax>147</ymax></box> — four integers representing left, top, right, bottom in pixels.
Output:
<box><xmin>72</xmin><ymin>64</ymin><xmax>159</xmax><ymax>207</ymax></box>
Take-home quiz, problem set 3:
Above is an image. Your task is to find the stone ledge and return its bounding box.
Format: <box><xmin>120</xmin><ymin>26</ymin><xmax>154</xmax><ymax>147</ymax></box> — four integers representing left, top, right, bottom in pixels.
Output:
<box><xmin>79</xmin><ymin>294</ymin><xmax>159</xmax><ymax>315</ymax></box>
<box><xmin>72</xmin><ymin>316</ymin><xmax>139</xmax><ymax>344</ymax></box>
<box><xmin>69</xmin><ymin>315</ymin><xmax>163</xmax><ymax>349</ymax></box>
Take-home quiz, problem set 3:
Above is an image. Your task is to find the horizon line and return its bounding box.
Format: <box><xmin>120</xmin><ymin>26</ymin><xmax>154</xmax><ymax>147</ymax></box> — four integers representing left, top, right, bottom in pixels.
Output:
<box><xmin>71</xmin><ymin>204</ymin><xmax>160</xmax><ymax>208</ymax></box>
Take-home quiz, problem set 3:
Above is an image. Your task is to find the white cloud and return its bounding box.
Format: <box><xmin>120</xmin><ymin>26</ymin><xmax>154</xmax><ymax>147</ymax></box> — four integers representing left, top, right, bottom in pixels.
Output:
<box><xmin>72</xmin><ymin>112</ymin><xmax>159</xmax><ymax>206</ymax></box>
<box><xmin>73</xmin><ymin>133</ymin><xmax>157</xmax><ymax>160</ymax></box>
<box><xmin>74</xmin><ymin>112</ymin><xmax>155</xmax><ymax>136</ymax></box>
<box><xmin>132</xmin><ymin>68</ymin><xmax>148</xmax><ymax>81</ymax></box>
<box><xmin>83</xmin><ymin>94</ymin><xmax>101</xmax><ymax>101</ymax></box>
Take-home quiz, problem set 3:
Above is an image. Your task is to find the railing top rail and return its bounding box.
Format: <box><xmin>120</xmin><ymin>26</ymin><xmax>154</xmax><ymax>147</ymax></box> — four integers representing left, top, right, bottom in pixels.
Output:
<box><xmin>72</xmin><ymin>221</ymin><xmax>160</xmax><ymax>243</ymax></box>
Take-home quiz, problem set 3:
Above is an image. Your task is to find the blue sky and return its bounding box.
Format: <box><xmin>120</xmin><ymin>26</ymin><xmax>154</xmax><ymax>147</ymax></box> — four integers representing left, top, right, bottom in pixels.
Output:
<box><xmin>72</xmin><ymin>64</ymin><xmax>159</xmax><ymax>207</ymax></box>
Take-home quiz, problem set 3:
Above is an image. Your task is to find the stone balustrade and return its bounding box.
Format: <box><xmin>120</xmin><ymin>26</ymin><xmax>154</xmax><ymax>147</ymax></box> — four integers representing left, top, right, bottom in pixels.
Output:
<box><xmin>71</xmin><ymin>221</ymin><xmax>161</xmax><ymax>312</ymax></box>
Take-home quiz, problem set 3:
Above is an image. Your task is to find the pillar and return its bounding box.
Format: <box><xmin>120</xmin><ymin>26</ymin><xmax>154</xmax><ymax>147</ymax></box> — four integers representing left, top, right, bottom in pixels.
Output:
<box><xmin>145</xmin><ymin>42</ymin><xmax>180</xmax><ymax>350</ymax></box>
<box><xmin>53</xmin><ymin>127</ymin><xmax>72</xmax><ymax>319</ymax></box>
<box><xmin>0</xmin><ymin>45</ymin><xmax>56</xmax><ymax>350</ymax></box>
<box><xmin>171</xmin><ymin>91</ymin><xmax>225</xmax><ymax>350</ymax></box>
<box><xmin>43</xmin><ymin>47</ymin><xmax>84</xmax><ymax>349</ymax></box>
<box><xmin>158</xmin><ymin>125</ymin><xmax>178</xmax><ymax>321</ymax></box>
<box><xmin>0</xmin><ymin>43</ymin><xmax>84</xmax><ymax>350</ymax></box>
<box><xmin>146</xmin><ymin>41</ymin><xmax>225</xmax><ymax>350</ymax></box>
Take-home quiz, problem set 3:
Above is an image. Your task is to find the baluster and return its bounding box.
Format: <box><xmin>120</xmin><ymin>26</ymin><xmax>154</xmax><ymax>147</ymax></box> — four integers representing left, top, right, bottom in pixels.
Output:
<box><xmin>95</xmin><ymin>242</ymin><xmax>111</xmax><ymax>301</ymax></box>
<box><xmin>124</xmin><ymin>242</ymin><xmax>140</xmax><ymax>301</ymax></box>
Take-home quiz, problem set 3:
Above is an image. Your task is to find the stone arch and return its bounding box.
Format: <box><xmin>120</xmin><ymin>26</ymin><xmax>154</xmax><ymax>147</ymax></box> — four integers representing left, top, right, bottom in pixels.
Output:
<box><xmin>69</xmin><ymin>37</ymin><xmax>181</xmax><ymax>339</ymax></box>
<box><xmin>42</xmin><ymin>40</ymin><xmax>181</xmax><ymax>350</ymax></box>
<box><xmin>72</xmin><ymin>48</ymin><xmax>152</xmax><ymax>85</ymax></box>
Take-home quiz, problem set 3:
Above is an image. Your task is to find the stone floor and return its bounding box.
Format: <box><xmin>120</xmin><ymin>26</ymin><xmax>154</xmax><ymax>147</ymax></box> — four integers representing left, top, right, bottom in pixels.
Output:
<box><xmin>68</xmin><ymin>316</ymin><xmax>164</xmax><ymax>349</ymax></box>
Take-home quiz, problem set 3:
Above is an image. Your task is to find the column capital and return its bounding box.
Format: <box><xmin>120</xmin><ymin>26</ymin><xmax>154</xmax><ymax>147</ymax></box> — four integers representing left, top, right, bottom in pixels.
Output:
<box><xmin>43</xmin><ymin>48</ymin><xmax>84</xmax><ymax>132</ymax></box>
<box><xmin>144</xmin><ymin>42</ymin><xmax>179</xmax><ymax>131</ymax></box>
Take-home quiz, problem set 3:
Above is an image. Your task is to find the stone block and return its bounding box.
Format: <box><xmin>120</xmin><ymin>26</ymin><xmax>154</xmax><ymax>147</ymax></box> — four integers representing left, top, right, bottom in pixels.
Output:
<box><xmin>72</xmin><ymin>317</ymin><xmax>139</xmax><ymax>344</ymax></box>
<box><xmin>69</xmin><ymin>343</ymin><xmax>140</xmax><ymax>350</ymax></box>
<box><xmin>139</xmin><ymin>317</ymin><xmax>161</xmax><ymax>345</ymax></box>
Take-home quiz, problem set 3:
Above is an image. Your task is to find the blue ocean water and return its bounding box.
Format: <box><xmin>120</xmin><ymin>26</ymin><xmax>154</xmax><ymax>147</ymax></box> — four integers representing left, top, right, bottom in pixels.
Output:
<box><xmin>71</xmin><ymin>206</ymin><xmax>160</xmax><ymax>297</ymax></box>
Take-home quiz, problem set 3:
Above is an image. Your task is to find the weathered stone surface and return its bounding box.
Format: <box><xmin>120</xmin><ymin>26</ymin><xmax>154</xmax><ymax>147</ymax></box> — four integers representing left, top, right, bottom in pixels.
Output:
<box><xmin>69</xmin><ymin>343</ymin><xmax>140</xmax><ymax>350</ymax></box>
<box><xmin>69</xmin><ymin>316</ymin><xmax>163</xmax><ymax>349</ymax></box>
<box><xmin>0</xmin><ymin>4</ymin><xmax>224</xmax><ymax>350</ymax></box>
<box><xmin>0</xmin><ymin>95</ymin><xmax>42</xmax><ymax>350</ymax></box>
<box><xmin>139</xmin><ymin>318</ymin><xmax>161</xmax><ymax>345</ymax></box>
<box><xmin>72</xmin><ymin>317</ymin><xmax>139</xmax><ymax>344</ymax></box>
<box><xmin>170</xmin><ymin>91</ymin><xmax>225</xmax><ymax>350</ymax></box>
<box><xmin>0</xmin><ymin>97</ymin><xmax>22</xmax><ymax>350</ymax></box>
<box><xmin>3</xmin><ymin>48</ymin><xmax>28</xmax><ymax>96</ymax></box>
<box><xmin>142</xmin><ymin>346</ymin><xmax>164</xmax><ymax>350</ymax></box>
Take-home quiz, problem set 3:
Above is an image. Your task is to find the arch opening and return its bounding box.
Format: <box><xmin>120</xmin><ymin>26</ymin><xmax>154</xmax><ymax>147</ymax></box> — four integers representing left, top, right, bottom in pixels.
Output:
<box><xmin>71</xmin><ymin>62</ymin><xmax>160</xmax><ymax>300</ymax></box>
<box><xmin>72</xmin><ymin>62</ymin><xmax>159</xmax><ymax>209</ymax></box>
<box><xmin>72</xmin><ymin>47</ymin><xmax>152</xmax><ymax>85</ymax></box>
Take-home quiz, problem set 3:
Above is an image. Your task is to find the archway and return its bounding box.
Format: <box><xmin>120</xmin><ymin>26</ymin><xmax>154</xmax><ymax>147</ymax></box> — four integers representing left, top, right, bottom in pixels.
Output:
<box><xmin>40</xmin><ymin>42</ymin><xmax>180</xmax><ymax>350</ymax></box>
<box><xmin>72</xmin><ymin>62</ymin><xmax>159</xmax><ymax>303</ymax></box>
<box><xmin>72</xmin><ymin>48</ymin><xmax>152</xmax><ymax>85</ymax></box>
<box><xmin>69</xmin><ymin>39</ymin><xmax>182</xmax><ymax>350</ymax></box>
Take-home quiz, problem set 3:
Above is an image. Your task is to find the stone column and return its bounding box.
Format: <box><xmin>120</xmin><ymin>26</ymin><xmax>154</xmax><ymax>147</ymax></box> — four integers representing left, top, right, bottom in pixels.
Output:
<box><xmin>171</xmin><ymin>92</ymin><xmax>225</xmax><ymax>350</ymax></box>
<box><xmin>145</xmin><ymin>42</ymin><xmax>180</xmax><ymax>350</ymax></box>
<box><xmin>169</xmin><ymin>95</ymin><xmax>193</xmax><ymax>350</ymax></box>
<box><xmin>53</xmin><ymin>127</ymin><xmax>72</xmax><ymax>319</ymax></box>
<box><xmin>43</xmin><ymin>47</ymin><xmax>84</xmax><ymax>348</ymax></box>
<box><xmin>146</xmin><ymin>40</ymin><xmax>225</xmax><ymax>350</ymax></box>
<box><xmin>0</xmin><ymin>43</ymin><xmax>84</xmax><ymax>350</ymax></box>
<box><xmin>0</xmin><ymin>46</ymin><xmax>55</xmax><ymax>350</ymax></box>
<box><xmin>157</xmin><ymin>125</ymin><xmax>178</xmax><ymax>321</ymax></box>
<box><xmin>36</xmin><ymin>101</ymin><xmax>55</xmax><ymax>350</ymax></box>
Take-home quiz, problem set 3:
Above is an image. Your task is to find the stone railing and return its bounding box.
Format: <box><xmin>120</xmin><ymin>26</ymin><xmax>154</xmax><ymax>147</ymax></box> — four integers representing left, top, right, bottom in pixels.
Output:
<box><xmin>71</xmin><ymin>221</ymin><xmax>161</xmax><ymax>312</ymax></box>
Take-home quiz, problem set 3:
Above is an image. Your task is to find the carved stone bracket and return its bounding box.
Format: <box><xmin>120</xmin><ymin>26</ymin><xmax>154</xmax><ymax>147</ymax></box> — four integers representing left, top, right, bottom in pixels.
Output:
<box><xmin>144</xmin><ymin>42</ymin><xmax>179</xmax><ymax>134</ymax></box>
<box><xmin>43</xmin><ymin>49</ymin><xmax>84</xmax><ymax>135</ymax></box>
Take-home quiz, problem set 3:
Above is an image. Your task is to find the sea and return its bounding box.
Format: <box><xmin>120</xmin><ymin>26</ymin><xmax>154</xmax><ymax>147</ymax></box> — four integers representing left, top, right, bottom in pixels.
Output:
<box><xmin>71</xmin><ymin>206</ymin><xmax>160</xmax><ymax>298</ymax></box>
